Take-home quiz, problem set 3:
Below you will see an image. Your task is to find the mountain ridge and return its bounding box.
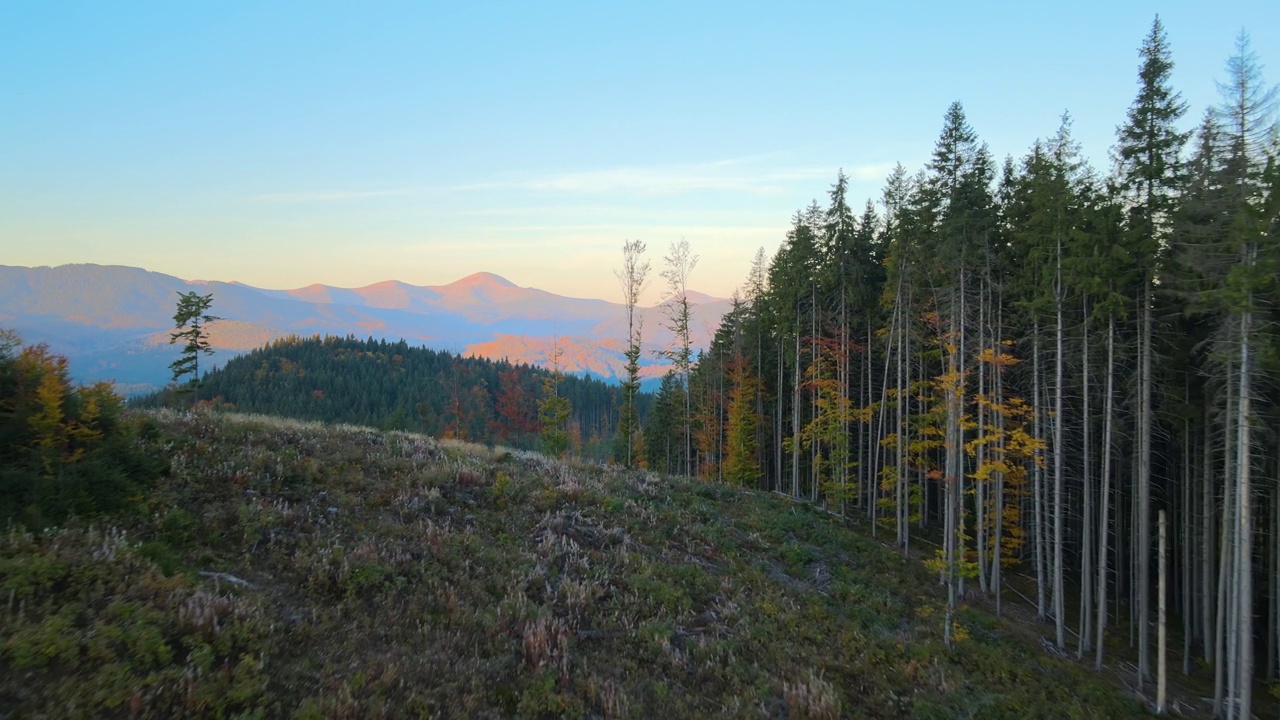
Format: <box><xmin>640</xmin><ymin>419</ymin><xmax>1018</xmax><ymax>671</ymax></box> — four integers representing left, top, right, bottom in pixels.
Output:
<box><xmin>0</xmin><ymin>263</ymin><xmax>732</xmax><ymax>393</ymax></box>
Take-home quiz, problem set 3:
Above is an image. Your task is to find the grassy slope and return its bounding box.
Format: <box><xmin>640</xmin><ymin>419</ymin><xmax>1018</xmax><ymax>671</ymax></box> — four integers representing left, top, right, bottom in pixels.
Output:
<box><xmin>1</xmin><ymin>411</ymin><xmax>1153</xmax><ymax>719</ymax></box>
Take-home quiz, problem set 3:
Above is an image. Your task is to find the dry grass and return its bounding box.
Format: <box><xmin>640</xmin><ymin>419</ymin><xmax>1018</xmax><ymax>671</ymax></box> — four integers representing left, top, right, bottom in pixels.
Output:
<box><xmin>0</xmin><ymin>410</ymin><xmax>1162</xmax><ymax>718</ymax></box>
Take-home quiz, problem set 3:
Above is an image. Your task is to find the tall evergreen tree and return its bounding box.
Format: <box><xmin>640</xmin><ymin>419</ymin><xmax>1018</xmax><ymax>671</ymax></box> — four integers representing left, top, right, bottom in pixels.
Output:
<box><xmin>1201</xmin><ymin>32</ymin><xmax>1277</xmax><ymax>718</ymax></box>
<box><xmin>644</xmin><ymin>372</ymin><xmax>686</xmax><ymax>474</ymax></box>
<box><xmin>923</xmin><ymin>101</ymin><xmax>998</xmax><ymax>644</ymax></box>
<box><xmin>641</xmin><ymin>21</ymin><xmax>1280</xmax><ymax>709</ymax></box>
<box><xmin>1113</xmin><ymin>15</ymin><xmax>1189</xmax><ymax>686</ymax></box>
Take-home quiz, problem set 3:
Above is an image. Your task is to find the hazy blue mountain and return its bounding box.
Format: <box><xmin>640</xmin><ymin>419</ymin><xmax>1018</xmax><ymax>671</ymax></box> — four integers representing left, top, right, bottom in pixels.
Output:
<box><xmin>0</xmin><ymin>264</ymin><xmax>731</xmax><ymax>394</ymax></box>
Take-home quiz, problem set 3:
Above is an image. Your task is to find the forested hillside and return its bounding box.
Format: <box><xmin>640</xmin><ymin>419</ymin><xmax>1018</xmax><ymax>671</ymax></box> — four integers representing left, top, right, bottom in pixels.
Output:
<box><xmin>134</xmin><ymin>335</ymin><xmax>638</xmax><ymax>460</ymax></box>
<box><xmin>648</xmin><ymin>20</ymin><xmax>1279</xmax><ymax>715</ymax></box>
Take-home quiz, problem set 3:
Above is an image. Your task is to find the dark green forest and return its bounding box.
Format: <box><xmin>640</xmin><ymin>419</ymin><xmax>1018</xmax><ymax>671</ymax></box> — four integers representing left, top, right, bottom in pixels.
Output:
<box><xmin>643</xmin><ymin>19</ymin><xmax>1279</xmax><ymax>716</ymax></box>
<box><xmin>135</xmin><ymin>335</ymin><xmax>640</xmax><ymax>460</ymax></box>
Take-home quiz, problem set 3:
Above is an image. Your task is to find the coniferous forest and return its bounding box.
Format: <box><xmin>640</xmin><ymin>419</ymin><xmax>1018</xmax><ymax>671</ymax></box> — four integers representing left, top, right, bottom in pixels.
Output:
<box><xmin>8</xmin><ymin>14</ymin><xmax>1280</xmax><ymax>718</ymax></box>
<box><xmin>135</xmin><ymin>335</ymin><xmax>636</xmax><ymax>460</ymax></box>
<box><xmin>644</xmin><ymin>19</ymin><xmax>1279</xmax><ymax>715</ymax></box>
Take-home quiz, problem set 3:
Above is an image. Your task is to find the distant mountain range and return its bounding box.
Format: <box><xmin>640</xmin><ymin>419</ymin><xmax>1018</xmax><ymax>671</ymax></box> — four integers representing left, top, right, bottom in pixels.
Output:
<box><xmin>0</xmin><ymin>264</ymin><xmax>733</xmax><ymax>395</ymax></box>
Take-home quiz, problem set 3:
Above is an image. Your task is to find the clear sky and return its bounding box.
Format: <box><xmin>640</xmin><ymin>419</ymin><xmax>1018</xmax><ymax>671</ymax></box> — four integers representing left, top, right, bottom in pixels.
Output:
<box><xmin>1</xmin><ymin>2</ymin><xmax>1275</xmax><ymax>304</ymax></box>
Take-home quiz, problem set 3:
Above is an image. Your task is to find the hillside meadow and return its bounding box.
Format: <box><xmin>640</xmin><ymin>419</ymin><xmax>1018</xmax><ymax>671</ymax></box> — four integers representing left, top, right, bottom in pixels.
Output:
<box><xmin>1</xmin><ymin>410</ymin><xmax>1157</xmax><ymax>718</ymax></box>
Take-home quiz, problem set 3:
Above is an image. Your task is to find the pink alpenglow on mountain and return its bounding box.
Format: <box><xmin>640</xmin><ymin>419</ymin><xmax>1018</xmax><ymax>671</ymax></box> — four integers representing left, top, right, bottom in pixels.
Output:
<box><xmin>0</xmin><ymin>263</ymin><xmax>730</xmax><ymax>393</ymax></box>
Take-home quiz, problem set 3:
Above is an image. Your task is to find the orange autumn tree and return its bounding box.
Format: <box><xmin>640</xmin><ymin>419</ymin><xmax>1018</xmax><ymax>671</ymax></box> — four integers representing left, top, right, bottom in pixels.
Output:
<box><xmin>491</xmin><ymin>367</ymin><xmax>539</xmax><ymax>445</ymax></box>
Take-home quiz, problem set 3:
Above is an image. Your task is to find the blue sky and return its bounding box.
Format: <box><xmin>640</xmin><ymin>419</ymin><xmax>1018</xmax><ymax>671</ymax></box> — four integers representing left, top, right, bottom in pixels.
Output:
<box><xmin>1</xmin><ymin>2</ymin><xmax>1275</xmax><ymax>304</ymax></box>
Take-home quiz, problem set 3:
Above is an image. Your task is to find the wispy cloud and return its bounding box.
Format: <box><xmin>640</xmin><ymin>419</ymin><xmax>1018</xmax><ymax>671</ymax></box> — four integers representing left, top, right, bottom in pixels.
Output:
<box><xmin>845</xmin><ymin>163</ymin><xmax>898</xmax><ymax>182</ymax></box>
<box><xmin>455</xmin><ymin>156</ymin><xmax>876</xmax><ymax>197</ymax></box>
<box><xmin>250</xmin><ymin>187</ymin><xmax>425</xmax><ymax>203</ymax></box>
<box><xmin>248</xmin><ymin>158</ymin><xmax>896</xmax><ymax>204</ymax></box>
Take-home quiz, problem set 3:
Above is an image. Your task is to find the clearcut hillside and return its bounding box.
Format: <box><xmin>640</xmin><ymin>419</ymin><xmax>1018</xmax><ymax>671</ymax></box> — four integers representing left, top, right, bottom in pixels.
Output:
<box><xmin>1</xmin><ymin>411</ymin><xmax>1156</xmax><ymax>719</ymax></box>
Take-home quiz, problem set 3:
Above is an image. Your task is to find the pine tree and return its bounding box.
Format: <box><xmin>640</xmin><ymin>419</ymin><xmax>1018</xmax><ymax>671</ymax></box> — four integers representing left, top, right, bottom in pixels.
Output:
<box><xmin>642</xmin><ymin>20</ymin><xmax>1280</xmax><ymax>707</ymax></box>
<box><xmin>1113</xmin><ymin>15</ymin><xmax>1189</xmax><ymax>686</ymax></box>
<box><xmin>538</xmin><ymin>340</ymin><xmax>573</xmax><ymax>458</ymax></box>
<box><xmin>168</xmin><ymin>291</ymin><xmax>220</xmax><ymax>401</ymax></box>
<box><xmin>644</xmin><ymin>371</ymin><xmax>686</xmax><ymax>474</ymax></box>
<box><xmin>1200</xmin><ymin>32</ymin><xmax>1277</xmax><ymax>718</ymax></box>
<box><xmin>923</xmin><ymin>101</ymin><xmax>997</xmax><ymax>644</ymax></box>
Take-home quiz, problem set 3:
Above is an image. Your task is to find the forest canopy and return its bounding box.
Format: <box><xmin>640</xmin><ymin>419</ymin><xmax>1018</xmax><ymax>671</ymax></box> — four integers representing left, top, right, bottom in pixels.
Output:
<box><xmin>655</xmin><ymin>19</ymin><xmax>1278</xmax><ymax>715</ymax></box>
<box><xmin>134</xmin><ymin>334</ymin><xmax>640</xmax><ymax>461</ymax></box>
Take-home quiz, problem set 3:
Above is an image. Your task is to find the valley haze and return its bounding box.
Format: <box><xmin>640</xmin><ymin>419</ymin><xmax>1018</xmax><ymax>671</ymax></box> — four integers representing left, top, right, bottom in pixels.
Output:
<box><xmin>0</xmin><ymin>263</ymin><xmax>731</xmax><ymax>395</ymax></box>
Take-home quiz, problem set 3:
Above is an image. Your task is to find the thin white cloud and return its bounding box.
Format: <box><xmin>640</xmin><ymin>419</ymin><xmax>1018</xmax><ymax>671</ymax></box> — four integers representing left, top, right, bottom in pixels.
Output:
<box><xmin>454</xmin><ymin>157</ymin><xmax>886</xmax><ymax>197</ymax></box>
<box><xmin>464</xmin><ymin>223</ymin><xmax>785</xmax><ymax>236</ymax></box>
<box><xmin>530</xmin><ymin>168</ymin><xmax>792</xmax><ymax>195</ymax></box>
<box><xmin>247</xmin><ymin>159</ymin><xmax>894</xmax><ymax>204</ymax></box>
<box><xmin>846</xmin><ymin>163</ymin><xmax>898</xmax><ymax>182</ymax></box>
<box><xmin>249</xmin><ymin>187</ymin><xmax>425</xmax><ymax>203</ymax></box>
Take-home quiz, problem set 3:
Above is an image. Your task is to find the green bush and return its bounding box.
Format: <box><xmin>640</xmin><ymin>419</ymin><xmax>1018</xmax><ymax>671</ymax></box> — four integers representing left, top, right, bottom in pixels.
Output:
<box><xmin>0</xmin><ymin>331</ymin><xmax>166</xmax><ymax>528</ymax></box>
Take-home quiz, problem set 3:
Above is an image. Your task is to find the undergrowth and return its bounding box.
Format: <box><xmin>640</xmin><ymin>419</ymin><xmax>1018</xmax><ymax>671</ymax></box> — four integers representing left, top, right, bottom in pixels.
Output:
<box><xmin>0</xmin><ymin>410</ymin><xmax>1152</xmax><ymax>718</ymax></box>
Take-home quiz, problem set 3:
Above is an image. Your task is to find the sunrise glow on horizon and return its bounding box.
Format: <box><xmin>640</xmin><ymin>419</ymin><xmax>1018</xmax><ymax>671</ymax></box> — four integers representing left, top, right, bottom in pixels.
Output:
<box><xmin>2</xmin><ymin>1</ymin><xmax>1275</xmax><ymax>304</ymax></box>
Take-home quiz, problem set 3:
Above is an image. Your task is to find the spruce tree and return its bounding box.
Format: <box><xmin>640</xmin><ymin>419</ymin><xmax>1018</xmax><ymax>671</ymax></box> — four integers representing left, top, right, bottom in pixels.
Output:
<box><xmin>168</xmin><ymin>291</ymin><xmax>220</xmax><ymax>401</ymax></box>
<box><xmin>1113</xmin><ymin>15</ymin><xmax>1188</xmax><ymax>686</ymax></box>
<box><xmin>538</xmin><ymin>342</ymin><xmax>573</xmax><ymax>458</ymax></box>
<box><xmin>1202</xmin><ymin>33</ymin><xmax>1277</xmax><ymax>718</ymax></box>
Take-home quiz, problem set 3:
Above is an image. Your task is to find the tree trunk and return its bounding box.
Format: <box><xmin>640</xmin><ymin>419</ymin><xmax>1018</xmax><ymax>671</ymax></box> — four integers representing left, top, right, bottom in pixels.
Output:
<box><xmin>1182</xmin><ymin>418</ymin><xmax>1193</xmax><ymax>675</ymax></box>
<box><xmin>792</xmin><ymin>325</ymin><xmax>802</xmax><ymax>500</ymax></box>
<box><xmin>776</xmin><ymin>333</ymin><xmax>784</xmax><ymax>494</ymax></box>
<box><xmin>1053</xmin><ymin>259</ymin><xmax>1066</xmax><ymax>649</ymax></box>
<box><xmin>899</xmin><ymin>289</ymin><xmax>913</xmax><ymax>557</ymax></box>
<box><xmin>992</xmin><ymin>301</ymin><xmax>1005</xmax><ymax>616</ymax></box>
<box><xmin>1158</xmin><ymin>509</ymin><xmax>1167</xmax><ymax>714</ymax></box>
<box><xmin>1137</xmin><ymin>285</ymin><xmax>1152</xmax><ymax>687</ymax></box>
<box><xmin>1033</xmin><ymin>328</ymin><xmax>1047</xmax><ymax>619</ymax></box>
<box><xmin>1079</xmin><ymin>303</ymin><xmax>1093</xmax><ymax>658</ymax></box>
<box><xmin>1213</xmin><ymin>363</ymin><xmax>1236</xmax><ymax>717</ymax></box>
<box><xmin>976</xmin><ymin>278</ymin><xmax>989</xmax><ymax>594</ymax></box>
<box><xmin>1202</xmin><ymin>395</ymin><xmax>1215</xmax><ymax>664</ymax></box>
<box><xmin>1232</xmin><ymin>306</ymin><xmax>1253</xmax><ymax>720</ymax></box>
<box><xmin>1095</xmin><ymin>315</ymin><xmax>1115</xmax><ymax>673</ymax></box>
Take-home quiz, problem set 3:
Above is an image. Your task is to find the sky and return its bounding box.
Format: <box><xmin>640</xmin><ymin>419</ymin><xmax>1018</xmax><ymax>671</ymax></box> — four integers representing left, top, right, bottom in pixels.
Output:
<box><xmin>1</xmin><ymin>2</ymin><xmax>1276</xmax><ymax>305</ymax></box>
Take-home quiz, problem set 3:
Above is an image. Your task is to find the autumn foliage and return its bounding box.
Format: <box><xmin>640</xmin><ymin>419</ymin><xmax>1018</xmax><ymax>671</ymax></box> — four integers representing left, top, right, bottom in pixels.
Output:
<box><xmin>0</xmin><ymin>330</ymin><xmax>163</xmax><ymax>528</ymax></box>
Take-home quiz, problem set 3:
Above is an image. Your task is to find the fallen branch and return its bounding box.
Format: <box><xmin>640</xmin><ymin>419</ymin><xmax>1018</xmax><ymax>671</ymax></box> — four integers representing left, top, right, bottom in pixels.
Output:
<box><xmin>198</xmin><ymin>571</ymin><xmax>257</xmax><ymax>589</ymax></box>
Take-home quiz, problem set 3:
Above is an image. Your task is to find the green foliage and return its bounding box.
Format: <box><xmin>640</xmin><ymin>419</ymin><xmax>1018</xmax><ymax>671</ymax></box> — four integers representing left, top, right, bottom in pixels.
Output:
<box><xmin>664</xmin><ymin>21</ymin><xmax>1279</xmax><ymax>710</ymax></box>
<box><xmin>644</xmin><ymin>372</ymin><xmax>688</xmax><ymax>474</ymax></box>
<box><xmin>1115</xmin><ymin>16</ymin><xmax>1190</xmax><ymax>260</ymax></box>
<box><xmin>135</xmin><ymin>334</ymin><xmax>638</xmax><ymax>460</ymax></box>
<box><xmin>0</xmin><ymin>526</ymin><xmax>272</xmax><ymax>718</ymax></box>
<box><xmin>168</xmin><ymin>290</ymin><xmax>220</xmax><ymax>396</ymax></box>
<box><xmin>722</xmin><ymin>357</ymin><xmax>762</xmax><ymax>487</ymax></box>
<box><xmin>0</xmin><ymin>331</ymin><xmax>165</xmax><ymax>528</ymax></box>
<box><xmin>538</xmin><ymin>369</ymin><xmax>572</xmax><ymax>458</ymax></box>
